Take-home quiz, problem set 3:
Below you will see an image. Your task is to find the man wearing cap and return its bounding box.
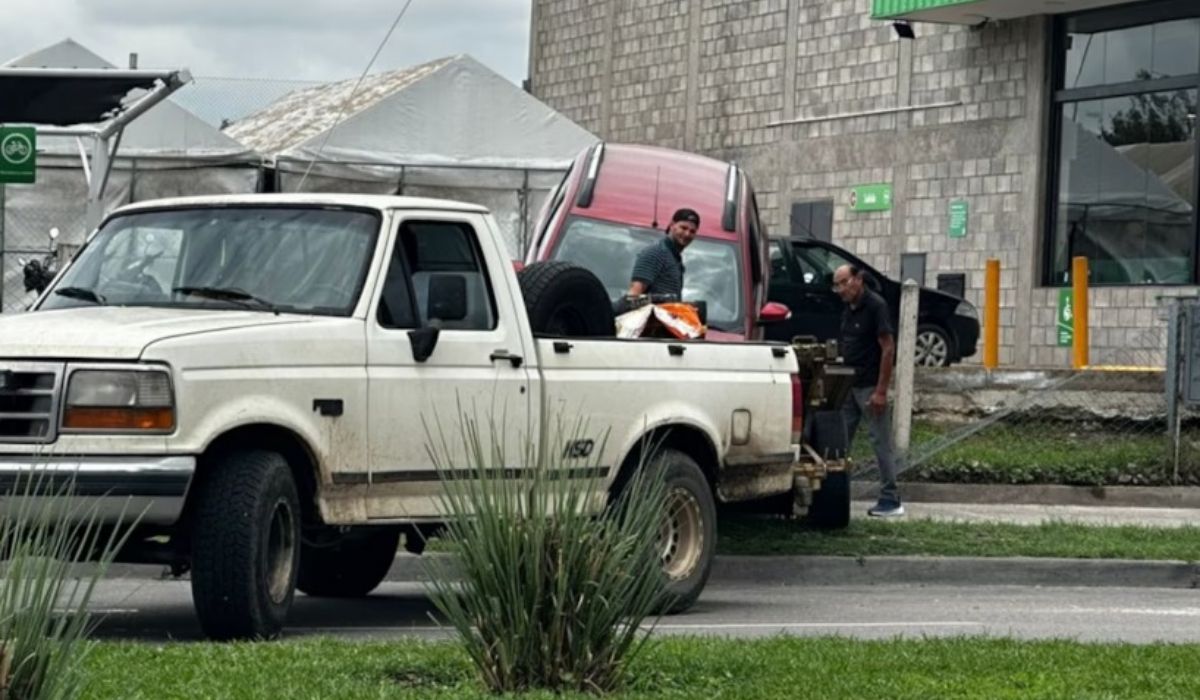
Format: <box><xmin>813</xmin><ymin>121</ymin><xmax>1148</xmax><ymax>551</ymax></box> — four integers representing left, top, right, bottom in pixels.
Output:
<box><xmin>626</xmin><ymin>208</ymin><xmax>700</xmax><ymax>298</ymax></box>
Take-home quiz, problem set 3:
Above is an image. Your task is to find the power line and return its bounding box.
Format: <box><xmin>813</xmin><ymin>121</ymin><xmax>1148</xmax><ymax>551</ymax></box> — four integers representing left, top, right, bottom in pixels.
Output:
<box><xmin>294</xmin><ymin>0</ymin><xmax>417</xmax><ymax>191</ymax></box>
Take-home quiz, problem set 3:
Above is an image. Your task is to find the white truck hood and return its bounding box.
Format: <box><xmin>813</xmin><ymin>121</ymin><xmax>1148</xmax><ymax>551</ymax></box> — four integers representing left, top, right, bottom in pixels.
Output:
<box><xmin>0</xmin><ymin>307</ymin><xmax>314</xmax><ymax>360</ymax></box>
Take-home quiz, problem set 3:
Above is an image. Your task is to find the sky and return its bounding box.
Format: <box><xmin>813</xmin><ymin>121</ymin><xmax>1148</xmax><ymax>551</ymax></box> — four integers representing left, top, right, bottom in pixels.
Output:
<box><xmin>2</xmin><ymin>0</ymin><xmax>532</xmax><ymax>83</ymax></box>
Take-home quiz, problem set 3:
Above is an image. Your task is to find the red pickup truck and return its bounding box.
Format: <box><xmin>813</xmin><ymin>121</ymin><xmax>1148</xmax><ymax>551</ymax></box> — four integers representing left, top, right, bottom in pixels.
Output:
<box><xmin>525</xmin><ymin>142</ymin><xmax>789</xmax><ymax>340</ymax></box>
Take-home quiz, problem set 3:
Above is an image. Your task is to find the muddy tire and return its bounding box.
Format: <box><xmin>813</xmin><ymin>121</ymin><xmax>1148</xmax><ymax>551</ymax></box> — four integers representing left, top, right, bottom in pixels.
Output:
<box><xmin>517</xmin><ymin>261</ymin><xmax>615</xmax><ymax>337</ymax></box>
<box><xmin>190</xmin><ymin>450</ymin><xmax>300</xmax><ymax>641</ymax></box>
<box><xmin>642</xmin><ymin>448</ymin><xmax>716</xmax><ymax>614</ymax></box>
<box><xmin>297</xmin><ymin>528</ymin><xmax>400</xmax><ymax>598</ymax></box>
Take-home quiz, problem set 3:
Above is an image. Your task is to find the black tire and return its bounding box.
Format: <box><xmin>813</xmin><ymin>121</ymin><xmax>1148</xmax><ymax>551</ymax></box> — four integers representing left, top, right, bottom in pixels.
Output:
<box><xmin>517</xmin><ymin>261</ymin><xmax>615</xmax><ymax>337</ymax></box>
<box><xmin>297</xmin><ymin>528</ymin><xmax>400</xmax><ymax>598</ymax></box>
<box><xmin>915</xmin><ymin>323</ymin><xmax>955</xmax><ymax>367</ymax></box>
<box><xmin>190</xmin><ymin>450</ymin><xmax>300</xmax><ymax>641</ymax></box>
<box><xmin>638</xmin><ymin>448</ymin><xmax>716</xmax><ymax>614</ymax></box>
<box><xmin>805</xmin><ymin>410</ymin><xmax>851</xmax><ymax>529</ymax></box>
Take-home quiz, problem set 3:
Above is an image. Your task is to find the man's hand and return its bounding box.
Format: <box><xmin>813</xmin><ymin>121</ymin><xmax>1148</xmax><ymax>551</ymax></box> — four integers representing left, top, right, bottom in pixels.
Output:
<box><xmin>868</xmin><ymin>389</ymin><xmax>888</xmax><ymax>416</ymax></box>
<box><xmin>627</xmin><ymin>280</ymin><xmax>648</xmax><ymax>297</ymax></box>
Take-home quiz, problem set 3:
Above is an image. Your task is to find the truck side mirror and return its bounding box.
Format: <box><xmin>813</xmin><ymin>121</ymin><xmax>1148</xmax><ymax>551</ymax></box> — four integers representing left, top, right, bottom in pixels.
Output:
<box><xmin>427</xmin><ymin>274</ymin><xmax>468</xmax><ymax>322</ymax></box>
<box><xmin>408</xmin><ymin>327</ymin><xmax>440</xmax><ymax>363</ymax></box>
<box><xmin>758</xmin><ymin>301</ymin><xmax>791</xmax><ymax>325</ymax></box>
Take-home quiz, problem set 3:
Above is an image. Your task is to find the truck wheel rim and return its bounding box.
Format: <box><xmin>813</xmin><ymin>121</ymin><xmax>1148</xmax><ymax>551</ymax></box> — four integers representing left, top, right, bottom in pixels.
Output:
<box><xmin>916</xmin><ymin>331</ymin><xmax>948</xmax><ymax>366</ymax></box>
<box><xmin>658</xmin><ymin>487</ymin><xmax>703</xmax><ymax>581</ymax></box>
<box><xmin>266</xmin><ymin>500</ymin><xmax>297</xmax><ymax>605</ymax></box>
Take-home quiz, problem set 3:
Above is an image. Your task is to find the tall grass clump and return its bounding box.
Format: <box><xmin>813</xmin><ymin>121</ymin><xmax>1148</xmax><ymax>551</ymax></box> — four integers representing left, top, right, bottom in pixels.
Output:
<box><xmin>0</xmin><ymin>466</ymin><xmax>135</xmax><ymax>699</ymax></box>
<box><xmin>422</xmin><ymin>413</ymin><xmax>669</xmax><ymax>694</ymax></box>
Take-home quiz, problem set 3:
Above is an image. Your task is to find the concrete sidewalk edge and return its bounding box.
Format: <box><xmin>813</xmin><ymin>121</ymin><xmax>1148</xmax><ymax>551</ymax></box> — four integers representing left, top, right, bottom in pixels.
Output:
<box><xmin>852</xmin><ymin>481</ymin><xmax>1200</xmax><ymax>509</ymax></box>
<box><xmin>710</xmin><ymin>554</ymin><xmax>1200</xmax><ymax>589</ymax></box>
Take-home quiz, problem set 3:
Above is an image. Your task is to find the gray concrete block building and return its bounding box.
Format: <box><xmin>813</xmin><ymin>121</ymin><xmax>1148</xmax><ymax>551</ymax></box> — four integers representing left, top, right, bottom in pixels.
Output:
<box><xmin>527</xmin><ymin>0</ymin><xmax>1199</xmax><ymax>368</ymax></box>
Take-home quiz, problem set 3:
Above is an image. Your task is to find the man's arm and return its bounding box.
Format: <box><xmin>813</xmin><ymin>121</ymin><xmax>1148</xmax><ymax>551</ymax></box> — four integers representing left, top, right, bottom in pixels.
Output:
<box><xmin>626</xmin><ymin>280</ymin><xmax>648</xmax><ymax>296</ymax></box>
<box><xmin>868</xmin><ymin>297</ymin><xmax>896</xmax><ymax>416</ymax></box>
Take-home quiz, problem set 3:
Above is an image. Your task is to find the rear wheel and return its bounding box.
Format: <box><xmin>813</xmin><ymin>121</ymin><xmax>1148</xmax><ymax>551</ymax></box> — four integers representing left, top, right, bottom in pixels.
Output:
<box><xmin>915</xmin><ymin>324</ymin><xmax>955</xmax><ymax>367</ymax></box>
<box><xmin>639</xmin><ymin>449</ymin><xmax>716</xmax><ymax>614</ymax></box>
<box><xmin>190</xmin><ymin>450</ymin><xmax>300</xmax><ymax>641</ymax></box>
<box><xmin>297</xmin><ymin>528</ymin><xmax>401</xmax><ymax>598</ymax></box>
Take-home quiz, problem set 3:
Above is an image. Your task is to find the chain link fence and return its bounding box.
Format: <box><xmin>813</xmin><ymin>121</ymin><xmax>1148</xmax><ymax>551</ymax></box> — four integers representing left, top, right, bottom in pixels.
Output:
<box><xmin>852</xmin><ymin>299</ymin><xmax>1200</xmax><ymax>497</ymax></box>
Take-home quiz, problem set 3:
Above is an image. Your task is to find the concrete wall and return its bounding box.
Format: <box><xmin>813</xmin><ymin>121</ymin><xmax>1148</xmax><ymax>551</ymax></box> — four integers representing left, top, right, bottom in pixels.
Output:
<box><xmin>529</xmin><ymin>0</ymin><xmax>1180</xmax><ymax>368</ymax></box>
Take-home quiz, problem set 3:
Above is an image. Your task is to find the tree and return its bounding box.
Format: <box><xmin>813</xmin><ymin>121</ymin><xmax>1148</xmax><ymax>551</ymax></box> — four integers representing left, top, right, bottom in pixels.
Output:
<box><xmin>1102</xmin><ymin>71</ymin><xmax>1196</xmax><ymax>146</ymax></box>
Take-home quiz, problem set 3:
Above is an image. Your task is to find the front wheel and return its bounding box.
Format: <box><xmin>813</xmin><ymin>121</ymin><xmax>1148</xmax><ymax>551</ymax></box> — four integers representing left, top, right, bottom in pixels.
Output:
<box><xmin>190</xmin><ymin>450</ymin><xmax>300</xmax><ymax>641</ymax></box>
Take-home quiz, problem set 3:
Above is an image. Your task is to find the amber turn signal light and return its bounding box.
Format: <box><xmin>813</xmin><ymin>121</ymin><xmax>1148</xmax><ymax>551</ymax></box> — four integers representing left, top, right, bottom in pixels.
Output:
<box><xmin>62</xmin><ymin>407</ymin><xmax>175</xmax><ymax>432</ymax></box>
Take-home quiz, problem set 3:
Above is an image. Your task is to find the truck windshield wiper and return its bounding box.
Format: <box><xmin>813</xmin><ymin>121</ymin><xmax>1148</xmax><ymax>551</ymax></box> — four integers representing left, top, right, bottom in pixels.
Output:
<box><xmin>173</xmin><ymin>286</ymin><xmax>279</xmax><ymax>314</ymax></box>
<box><xmin>54</xmin><ymin>286</ymin><xmax>106</xmax><ymax>304</ymax></box>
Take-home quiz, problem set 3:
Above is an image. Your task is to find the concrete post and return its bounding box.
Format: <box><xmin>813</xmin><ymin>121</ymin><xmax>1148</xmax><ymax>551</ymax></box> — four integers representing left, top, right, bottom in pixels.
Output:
<box><xmin>894</xmin><ymin>279</ymin><xmax>919</xmax><ymax>454</ymax></box>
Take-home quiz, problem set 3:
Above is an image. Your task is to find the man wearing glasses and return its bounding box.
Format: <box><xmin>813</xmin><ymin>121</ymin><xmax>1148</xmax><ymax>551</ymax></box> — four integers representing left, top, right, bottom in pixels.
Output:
<box><xmin>832</xmin><ymin>264</ymin><xmax>903</xmax><ymax>517</ymax></box>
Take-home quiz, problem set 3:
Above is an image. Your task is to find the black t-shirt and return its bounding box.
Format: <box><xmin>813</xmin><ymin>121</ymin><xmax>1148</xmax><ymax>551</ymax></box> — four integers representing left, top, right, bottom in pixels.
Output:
<box><xmin>840</xmin><ymin>289</ymin><xmax>894</xmax><ymax>388</ymax></box>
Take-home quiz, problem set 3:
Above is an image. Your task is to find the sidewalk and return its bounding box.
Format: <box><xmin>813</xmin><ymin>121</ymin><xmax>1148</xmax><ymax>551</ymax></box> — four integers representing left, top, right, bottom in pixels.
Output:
<box><xmin>851</xmin><ymin>501</ymin><xmax>1198</xmax><ymax>528</ymax></box>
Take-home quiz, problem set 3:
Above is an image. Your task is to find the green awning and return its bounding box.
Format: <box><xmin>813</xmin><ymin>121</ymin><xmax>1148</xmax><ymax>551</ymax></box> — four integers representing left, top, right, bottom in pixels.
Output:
<box><xmin>872</xmin><ymin>0</ymin><xmax>1134</xmax><ymax>23</ymax></box>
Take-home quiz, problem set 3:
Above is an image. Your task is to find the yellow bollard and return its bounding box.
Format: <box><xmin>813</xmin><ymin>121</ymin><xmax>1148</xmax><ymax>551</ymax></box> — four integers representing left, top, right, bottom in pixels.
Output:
<box><xmin>1072</xmin><ymin>256</ymin><xmax>1089</xmax><ymax>369</ymax></box>
<box><xmin>983</xmin><ymin>259</ymin><xmax>1000</xmax><ymax>369</ymax></box>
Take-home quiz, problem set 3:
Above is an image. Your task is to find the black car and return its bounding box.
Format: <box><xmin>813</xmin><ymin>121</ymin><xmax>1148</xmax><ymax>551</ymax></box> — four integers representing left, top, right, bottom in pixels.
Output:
<box><xmin>765</xmin><ymin>237</ymin><xmax>980</xmax><ymax>367</ymax></box>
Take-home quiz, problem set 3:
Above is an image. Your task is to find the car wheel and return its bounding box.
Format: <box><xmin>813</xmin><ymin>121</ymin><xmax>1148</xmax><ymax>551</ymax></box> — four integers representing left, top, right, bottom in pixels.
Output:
<box><xmin>915</xmin><ymin>324</ymin><xmax>954</xmax><ymax>367</ymax></box>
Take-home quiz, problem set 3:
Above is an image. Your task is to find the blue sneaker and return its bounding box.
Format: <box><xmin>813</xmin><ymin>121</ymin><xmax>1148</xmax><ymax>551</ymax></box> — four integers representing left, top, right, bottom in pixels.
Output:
<box><xmin>868</xmin><ymin>501</ymin><xmax>905</xmax><ymax>518</ymax></box>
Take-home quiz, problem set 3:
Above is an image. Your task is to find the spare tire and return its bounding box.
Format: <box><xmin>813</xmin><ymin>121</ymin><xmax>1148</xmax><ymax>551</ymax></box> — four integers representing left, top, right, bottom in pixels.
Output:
<box><xmin>517</xmin><ymin>261</ymin><xmax>615</xmax><ymax>337</ymax></box>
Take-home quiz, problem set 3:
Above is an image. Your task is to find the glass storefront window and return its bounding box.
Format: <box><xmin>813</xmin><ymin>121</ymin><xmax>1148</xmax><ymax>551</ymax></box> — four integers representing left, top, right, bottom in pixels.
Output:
<box><xmin>1047</xmin><ymin>3</ymin><xmax>1200</xmax><ymax>286</ymax></box>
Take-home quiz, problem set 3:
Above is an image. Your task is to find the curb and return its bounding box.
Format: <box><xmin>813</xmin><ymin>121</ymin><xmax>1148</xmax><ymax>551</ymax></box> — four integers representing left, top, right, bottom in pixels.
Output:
<box><xmin>710</xmin><ymin>555</ymin><xmax>1200</xmax><ymax>589</ymax></box>
<box><xmin>109</xmin><ymin>553</ymin><xmax>1200</xmax><ymax>590</ymax></box>
<box><xmin>851</xmin><ymin>481</ymin><xmax>1200</xmax><ymax>509</ymax></box>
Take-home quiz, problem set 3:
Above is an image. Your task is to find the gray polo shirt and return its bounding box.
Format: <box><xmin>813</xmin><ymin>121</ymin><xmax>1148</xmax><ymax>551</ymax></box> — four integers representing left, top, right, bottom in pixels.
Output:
<box><xmin>631</xmin><ymin>236</ymin><xmax>685</xmax><ymax>297</ymax></box>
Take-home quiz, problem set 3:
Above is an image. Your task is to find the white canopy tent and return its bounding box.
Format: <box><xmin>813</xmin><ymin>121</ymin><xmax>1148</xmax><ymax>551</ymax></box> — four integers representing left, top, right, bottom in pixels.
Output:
<box><xmin>228</xmin><ymin>55</ymin><xmax>597</xmax><ymax>256</ymax></box>
<box><xmin>1</xmin><ymin>39</ymin><xmax>262</xmax><ymax>311</ymax></box>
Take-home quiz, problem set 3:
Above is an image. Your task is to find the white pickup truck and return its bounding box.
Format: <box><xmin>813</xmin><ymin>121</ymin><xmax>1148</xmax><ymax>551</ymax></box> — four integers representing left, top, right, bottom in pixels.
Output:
<box><xmin>0</xmin><ymin>194</ymin><xmax>830</xmax><ymax>640</ymax></box>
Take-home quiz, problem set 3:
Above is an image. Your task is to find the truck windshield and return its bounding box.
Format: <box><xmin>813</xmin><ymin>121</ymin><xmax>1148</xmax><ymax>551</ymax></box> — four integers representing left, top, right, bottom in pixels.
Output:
<box><xmin>38</xmin><ymin>206</ymin><xmax>380</xmax><ymax>316</ymax></box>
<box><xmin>551</xmin><ymin>216</ymin><xmax>744</xmax><ymax>331</ymax></box>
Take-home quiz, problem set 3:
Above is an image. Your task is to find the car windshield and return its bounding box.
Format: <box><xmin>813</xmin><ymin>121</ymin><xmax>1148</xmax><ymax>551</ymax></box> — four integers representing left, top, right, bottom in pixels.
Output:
<box><xmin>551</xmin><ymin>216</ymin><xmax>744</xmax><ymax>331</ymax></box>
<box><xmin>38</xmin><ymin>206</ymin><xmax>380</xmax><ymax>316</ymax></box>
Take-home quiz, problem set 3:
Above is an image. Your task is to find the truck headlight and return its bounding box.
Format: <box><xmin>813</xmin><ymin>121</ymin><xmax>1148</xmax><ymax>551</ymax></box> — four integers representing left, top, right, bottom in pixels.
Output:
<box><xmin>955</xmin><ymin>301</ymin><xmax>978</xmax><ymax>321</ymax></box>
<box><xmin>63</xmin><ymin>369</ymin><xmax>175</xmax><ymax>432</ymax></box>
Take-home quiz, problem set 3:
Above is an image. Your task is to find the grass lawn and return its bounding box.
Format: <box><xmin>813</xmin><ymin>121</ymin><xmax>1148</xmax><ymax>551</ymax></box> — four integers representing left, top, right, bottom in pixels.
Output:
<box><xmin>852</xmin><ymin>420</ymin><xmax>1200</xmax><ymax>486</ymax></box>
<box><xmin>82</xmin><ymin>636</ymin><xmax>1200</xmax><ymax>699</ymax></box>
<box><xmin>717</xmin><ymin>516</ymin><xmax>1200</xmax><ymax>561</ymax></box>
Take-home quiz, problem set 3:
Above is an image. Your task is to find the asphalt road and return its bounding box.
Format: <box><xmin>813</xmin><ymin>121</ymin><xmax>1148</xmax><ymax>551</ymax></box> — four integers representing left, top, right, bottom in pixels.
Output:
<box><xmin>88</xmin><ymin>561</ymin><xmax>1200</xmax><ymax>644</ymax></box>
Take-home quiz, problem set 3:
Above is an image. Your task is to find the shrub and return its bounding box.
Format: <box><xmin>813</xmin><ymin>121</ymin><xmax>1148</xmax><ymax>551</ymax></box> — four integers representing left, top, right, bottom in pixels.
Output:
<box><xmin>422</xmin><ymin>414</ymin><xmax>668</xmax><ymax>694</ymax></box>
<box><xmin>0</xmin><ymin>465</ymin><xmax>136</xmax><ymax>699</ymax></box>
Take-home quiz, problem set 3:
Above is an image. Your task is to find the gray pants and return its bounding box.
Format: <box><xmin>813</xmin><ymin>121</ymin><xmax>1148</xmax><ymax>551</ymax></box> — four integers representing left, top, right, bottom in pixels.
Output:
<box><xmin>842</xmin><ymin>386</ymin><xmax>900</xmax><ymax>505</ymax></box>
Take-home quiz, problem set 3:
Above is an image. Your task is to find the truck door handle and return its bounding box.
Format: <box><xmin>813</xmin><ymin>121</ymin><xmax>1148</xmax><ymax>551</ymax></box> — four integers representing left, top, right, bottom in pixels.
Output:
<box><xmin>489</xmin><ymin>350</ymin><xmax>524</xmax><ymax>368</ymax></box>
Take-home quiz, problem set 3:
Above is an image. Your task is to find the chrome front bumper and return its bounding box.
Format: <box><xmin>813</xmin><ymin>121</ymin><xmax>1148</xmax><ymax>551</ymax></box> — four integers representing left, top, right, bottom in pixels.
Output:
<box><xmin>0</xmin><ymin>455</ymin><xmax>195</xmax><ymax>526</ymax></box>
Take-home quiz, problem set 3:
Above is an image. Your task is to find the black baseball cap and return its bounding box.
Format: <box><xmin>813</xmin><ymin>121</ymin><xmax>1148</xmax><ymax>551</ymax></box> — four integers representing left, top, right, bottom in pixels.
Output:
<box><xmin>672</xmin><ymin>208</ymin><xmax>700</xmax><ymax>226</ymax></box>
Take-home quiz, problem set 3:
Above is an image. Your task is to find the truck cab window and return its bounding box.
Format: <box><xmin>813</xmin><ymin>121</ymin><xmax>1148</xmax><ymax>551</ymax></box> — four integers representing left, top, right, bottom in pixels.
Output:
<box><xmin>396</xmin><ymin>220</ymin><xmax>498</xmax><ymax>331</ymax></box>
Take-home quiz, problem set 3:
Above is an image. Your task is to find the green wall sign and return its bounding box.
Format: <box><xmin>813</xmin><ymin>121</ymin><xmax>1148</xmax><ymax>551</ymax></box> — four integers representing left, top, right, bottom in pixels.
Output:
<box><xmin>1056</xmin><ymin>289</ymin><xmax>1074</xmax><ymax>347</ymax></box>
<box><xmin>948</xmin><ymin>200</ymin><xmax>968</xmax><ymax>238</ymax></box>
<box><xmin>871</xmin><ymin>0</ymin><xmax>978</xmax><ymax>19</ymax></box>
<box><xmin>849</xmin><ymin>183</ymin><xmax>892</xmax><ymax>213</ymax></box>
<box><xmin>0</xmin><ymin>126</ymin><xmax>36</xmax><ymax>184</ymax></box>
